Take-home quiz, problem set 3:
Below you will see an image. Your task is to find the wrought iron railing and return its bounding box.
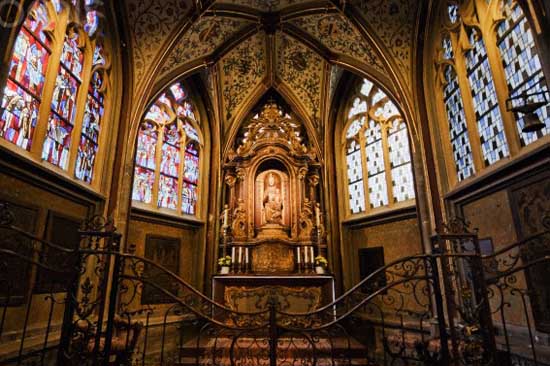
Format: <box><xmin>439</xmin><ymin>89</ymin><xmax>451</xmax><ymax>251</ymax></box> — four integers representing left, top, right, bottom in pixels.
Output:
<box><xmin>1</xmin><ymin>202</ymin><xmax>549</xmax><ymax>366</ymax></box>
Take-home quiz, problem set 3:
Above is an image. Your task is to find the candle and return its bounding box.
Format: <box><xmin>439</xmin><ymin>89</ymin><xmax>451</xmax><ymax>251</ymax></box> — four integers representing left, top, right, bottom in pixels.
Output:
<box><xmin>304</xmin><ymin>247</ymin><xmax>308</xmax><ymax>264</ymax></box>
<box><xmin>310</xmin><ymin>246</ymin><xmax>314</xmax><ymax>264</ymax></box>
<box><xmin>223</xmin><ymin>205</ymin><xmax>229</xmax><ymax>227</ymax></box>
<box><xmin>297</xmin><ymin>247</ymin><xmax>301</xmax><ymax>264</ymax></box>
<box><xmin>238</xmin><ymin>247</ymin><xmax>242</xmax><ymax>264</ymax></box>
<box><xmin>231</xmin><ymin>247</ymin><xmax>236</xmax><ymax>264</ymax></box>
<box><xmin>315</xmin><ymin>206</ymin><xmax>321</xmax><ymax>227</ymax></box>
<box><xmin>245</xmin><ymin>247</ymin><xmax>249</xmax><ymax>265</ymax></box>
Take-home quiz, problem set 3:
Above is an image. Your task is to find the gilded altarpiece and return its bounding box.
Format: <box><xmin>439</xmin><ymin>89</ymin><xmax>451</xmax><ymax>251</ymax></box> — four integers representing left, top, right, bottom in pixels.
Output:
<box><xmin>215</xmin><ymin>102</ymin><xmax>333</xmax><ymax>313</ymax></box>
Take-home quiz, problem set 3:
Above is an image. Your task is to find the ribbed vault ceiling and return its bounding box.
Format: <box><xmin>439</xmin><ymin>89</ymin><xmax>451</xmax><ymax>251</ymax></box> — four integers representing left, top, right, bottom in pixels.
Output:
<box><xmin>124</xmin><ymin>0</ymin><xmax>423</xmax><ymax>136</ymax></box>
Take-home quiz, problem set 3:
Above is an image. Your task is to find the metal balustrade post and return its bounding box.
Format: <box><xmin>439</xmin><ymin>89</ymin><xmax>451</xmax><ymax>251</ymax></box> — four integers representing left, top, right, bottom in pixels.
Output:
<box><xmin>101</xmin><ymin>233</ymin><xmax>123</xmax><ymax>366</ymax></box>
<box><xmin>429</xmin><ymin>253</ymin><xmax>451</xmax><ymax>366</ymax></box>
<box><xmin>269</xmin><ymin>297</ymin><xmax>278</xmax><ymax>366</ymax></box>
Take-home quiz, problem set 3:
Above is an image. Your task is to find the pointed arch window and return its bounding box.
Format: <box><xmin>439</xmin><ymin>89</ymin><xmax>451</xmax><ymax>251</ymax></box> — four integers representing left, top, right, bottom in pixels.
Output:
<box><xmin>435</xmin><ymin>0</ymin><xmax>550</xmax><ymax>185</ymax></box>
<box><xmin>132</xmin><ymin>82</ymin><xmax>203</xmax><ymax>217</ymax></box>
<box><xmin>343</xmin><ymin>78</ymin><xmax>415</xmax><ymax>216</ymax></box>
<box><xmin>496</xmin><ymin>0</ymin><xmax>550</xmax><ymax>145</ymax></box>
<box><xmin>0</xmin><ymin>0</ymin><xmax>112</xmax><ymax>187</ymax></box>
<box><xmin>1</xmin><ymin>1</ymin><xmax>52</xmax><ymax>151</ymax></box>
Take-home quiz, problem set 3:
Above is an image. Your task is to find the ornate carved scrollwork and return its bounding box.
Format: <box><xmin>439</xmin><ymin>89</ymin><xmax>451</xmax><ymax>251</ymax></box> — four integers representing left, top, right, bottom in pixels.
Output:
<box><xmin>298</xmin><ymin>198</ymin><xmax>314</xmax><ymax>239</ymax></box>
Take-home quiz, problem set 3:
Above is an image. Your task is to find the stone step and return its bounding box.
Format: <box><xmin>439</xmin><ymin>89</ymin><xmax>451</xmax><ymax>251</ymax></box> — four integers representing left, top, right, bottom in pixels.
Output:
<box><xmin>177</xmin><ymin>336</ymin><xmax>372</xmax><ymax>365</ymax></box>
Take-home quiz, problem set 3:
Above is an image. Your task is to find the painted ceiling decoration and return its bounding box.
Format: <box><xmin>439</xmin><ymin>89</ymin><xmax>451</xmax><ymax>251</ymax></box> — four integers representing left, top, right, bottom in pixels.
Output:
<box><xmin>156</xmin><ymin>16</ymin><xmax>253</xmax><ymax>83</ymax></box>
<box><xmin>215</xmin><ymin>0</ymin><xmax>300</xmax><ymax>11</ymax></box>
<box><xmin>125</xmin><ymin>0</ymin><xmax>193</xmax><ymax>85</ymax></box>
<box><xmin>121</xmin><ymin>0</ymin><xmax>425</xmax><ymax>139</ymax></box>
<box><xmin>288</xmin><ymin>14</ymin><xmax>385</xmax><ymax>74</ymax></box>
<box><xmin>276</xmin><ymin>33</ymin><xmax>324</xmax><ymax>128</ymax></box>
<box><xmin>352</xmin><ymin>0</ymin><xmax>421</xmax><ymax>84</ymax></box>
<box><xmin>220</xmin><ymin>32</ymin><xmax>267</xmax><ymax>123</ymax></box>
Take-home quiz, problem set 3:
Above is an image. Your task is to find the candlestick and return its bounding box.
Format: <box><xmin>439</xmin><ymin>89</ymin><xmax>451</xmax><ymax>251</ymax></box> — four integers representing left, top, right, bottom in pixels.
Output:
<box><xmin>315</xmin><ymin>205</ymin><xmax>321</xmax><ymax>227</ymax></box>
<box><xmin>223</xmin><ymin>205</ymin><xmax>229</xmax><ymax>227</ymax></box>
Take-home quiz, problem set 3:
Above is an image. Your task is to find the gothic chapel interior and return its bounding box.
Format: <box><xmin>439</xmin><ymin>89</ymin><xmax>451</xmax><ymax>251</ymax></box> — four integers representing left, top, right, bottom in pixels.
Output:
<box><xmin>0</xmin><ymin>0</ymin><xmax>549</xmax><ymax>365</ymax></box>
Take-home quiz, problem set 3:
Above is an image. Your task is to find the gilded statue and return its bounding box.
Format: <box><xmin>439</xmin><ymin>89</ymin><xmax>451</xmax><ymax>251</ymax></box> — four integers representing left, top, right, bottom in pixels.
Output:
<box><xmin>263</xmin><ymin>173</ymin><xmax>283</xmax><ymax>225</ymax></box>
<box><xmin>232</xmin><ymin>199</ymin><xmax>247</xmax><ymax>238</ymax></box>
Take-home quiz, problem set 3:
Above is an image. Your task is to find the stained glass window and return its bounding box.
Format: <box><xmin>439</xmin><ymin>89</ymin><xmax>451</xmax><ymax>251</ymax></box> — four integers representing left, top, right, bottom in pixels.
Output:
<box><xmin>1</xmin><ymin>0</ymin><xmax>111</xmax><ymax>187</ymax></box>
<box><xmin>344</xmin><ymin>78</ymin><xmax>415</xmax><ymax>215</ymax></box>
<box><xmin>443</xmin><ymin>66</ymin><xmax>475</xmax><ymax>181</ymax></box>
<box><xmin>346</xmin><ymin>139</ymin><xmax>365</xmax><ymax>214</ymax></box>
<box><xmin>1</xmin><ymin>1</ymin><xmax>51</xmax><ymax>151</ymax></box>
<box><xmin>75</xmin><ymin>45</ymin><xmax>105</xmax><ymax>183</ymax></box>
<box><xmin>388</xmin><ymin>120</ymin><xmax>415</xmax><ymax>202</ymax></box>
<box><xmin>465</xmin><ymin>28</ymin><xmax>509</xmax><ymax>166</ymax></box>
<box><xmin>497</xmin><ymin>0</ymin><xmax>550</xmax><ymax>146</ymax></box>
<box><xmin>43</xmin><ymin>29</ymin><xmax>84</xmax><ymax>169</ymax></box>
<box><xmin>132</xmin><ymin>82</ymin><xmax>202</xmax><ymax>217</ymax></box>
<box><xmin>182</xmin><ymin>142</ymin><xmax>200</xmax><ymax>215</ymax></box>
<box><xmin>365</xmin><ymin>120</ymin><xmax>388</xmax><ymax>209</ymax></box>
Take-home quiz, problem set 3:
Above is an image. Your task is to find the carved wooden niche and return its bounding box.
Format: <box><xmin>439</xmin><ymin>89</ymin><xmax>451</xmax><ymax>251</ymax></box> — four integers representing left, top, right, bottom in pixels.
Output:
<box><xmin>224</xmin><ymin>101</ymin><xmax>320</xmax><ymax>244</ymax></box>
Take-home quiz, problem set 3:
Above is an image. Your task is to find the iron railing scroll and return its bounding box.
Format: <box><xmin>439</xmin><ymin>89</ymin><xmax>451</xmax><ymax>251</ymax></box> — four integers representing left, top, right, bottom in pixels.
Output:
<box><xmin>2</xmin><ymin>200</ymin><xmax>550</xmax><ymax>366</ymax></box>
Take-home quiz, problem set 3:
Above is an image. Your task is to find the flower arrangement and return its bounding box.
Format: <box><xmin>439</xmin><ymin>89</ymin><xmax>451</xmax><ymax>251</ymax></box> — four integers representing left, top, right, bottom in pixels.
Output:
<box><xmin>218</xmin><ymin>255</ymin><xmax>232</xmax><ymax>267</ymax></box>
<box><xmin>315</xmin><ymin>256</ymin><xmax>328</xmax><ymax>267</ymax></box>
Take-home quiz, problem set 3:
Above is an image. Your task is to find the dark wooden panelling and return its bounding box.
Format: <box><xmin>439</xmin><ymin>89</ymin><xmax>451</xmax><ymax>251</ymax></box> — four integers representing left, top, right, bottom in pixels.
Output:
<box><xmin>34</xmin><ymin>213</ymin><xmax>81</xmax><ymax>294</ymax></box>
<box><xmin>141</xmin><ymin>235</ymin><xmax>181</xmax><ymax>305</ymax></box>
<box><xmin>0</xmin><ymin>202</ymin><xmax>38</xmax><ymax>306</ymax></box>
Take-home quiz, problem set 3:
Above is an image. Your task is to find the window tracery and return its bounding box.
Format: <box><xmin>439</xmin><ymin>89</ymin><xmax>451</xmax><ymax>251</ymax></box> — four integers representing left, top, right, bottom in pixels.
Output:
<box><xmin>343</xmin><ymin>78</ymin><xmax>415</xmax><ymax>216</ymax></box>
<box><xmin>132</xmin><ymin>82</ymin><xmax>202</xmax><ymax>217</ymax></box>
<box><xmin>435</xmin><ymin>0</ymin><xmax>549</xmax><ymax>185</ymax></box>
<box><xmin>0</xmin><ymin>0</ymin><xmax>111</xmax><ymax>187</ymax></box>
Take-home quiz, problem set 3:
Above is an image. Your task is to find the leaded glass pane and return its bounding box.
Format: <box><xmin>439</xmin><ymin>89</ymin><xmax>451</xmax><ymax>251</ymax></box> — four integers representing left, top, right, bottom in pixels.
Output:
<box><xmin>184</xmin><ymin>143</ymin><xmax>200</xmax><ymax>185</ymax></box>
<box><xmin>388</xmin><ymin>120</ymin><xmax>415</xmax><ymax>202</ymax></box>
<box><xmin>442</xmin><ymin>36</ymin><xmax>454</xmax><ymax>60</ymax></box>
<box><xmin>182</xmin><ymin>181</ymin><xmax>198</xmax><ymax>215</ymax></box>
<box><xmin>170</xmin><ymin>83</ymin><xmax>187</xmax><ymax>101</ymax></box>
<box><xmin>346</xmin><ymin>117</ymin><xmax>365</xmax><ymax>139</ymax></box>
<box><xmin>0</xmin><ymin>80</ymin><xmax>39</xmax><ymax>150</ymax></box>
<box><xmin>443</xmin><ymin>65</ymin><xmax>475</xmax><ymax>180</ymax></box>
<box><xmin>51</xmin><ymin>67</ymin><xmax>79</xmax><ymax>124</ymax></box>
<box><xmin>60</xmin><ymin>31</ymin><xmax>84</xmax><ymax>80</ymax></box>
<box><xmin>42</xmin><ymin>113</ymin><xmax>73</xmax><ymax>169</ymax></box>
<box><xmin>348</xmin><ymin>98</ymin><xmax>367</xmax><ymax>118</ymax></box>
<box><xmin>360</xmin><ymin>79</ymin><xmax>374</xmax><ymax>97</ymax></box>
<box><xmin>9</xmin><ymin>27</ymin><xmax>49</xmax><ymax>95</ymax></box>
<box><xmin>364</xmin><ymin>120</ymin><xmax>388</xmax><ymax>209</ymax></box>
<box><xmin>448</xmin><ymin>4</ymin><xmax>459</xmax><ymax>23</ymax></box>
<box><xmin>132</xmin><ymin>167</ymin><xmax>154</xmax><ymax>203</ymax></box>
<box><xmin>346</xmin><ymin>139</ymin><xmax>365</xmax><ymax>214</ymax></box>
<box><xmin>75</xmin><ymin>135</ymin><xmax>97</xmax><ymax>182</ymax></box>
<box><xmin>25</xmin><ymin>2</ymin><xmax>53</xmax><ymax>46</ymax></box>
<box><xmin>158</xmin><ymin>175</ymin><xmax>178</xmax><ymax>210</ymax></box>
<box><xmin>368</xmin><ymin>173</ymin><xmax>388</xmax><ymax>209</ymax></box>
<box><xmin>1</xmin><ymin>1</ymin><xmax>51</xmax><ymax>151</ymax></box>
<box><xmin>161</xmin><ymin>144</ymin><xmax>180</xmax><ymax>178</ymax></box>
<box><xmin>497</xmin><ymin>1</ymin><xmax>550</xmax><ymax>145</ymax></box>
<box><xmin>136</xmin><ymin>123</ymin><xmax>157</xmax><ymax>170</ymax></box>
<box><xmin>465</xmin><ymin>28</ymin><xmax>509</xmax><ymax>166</ymax></box>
